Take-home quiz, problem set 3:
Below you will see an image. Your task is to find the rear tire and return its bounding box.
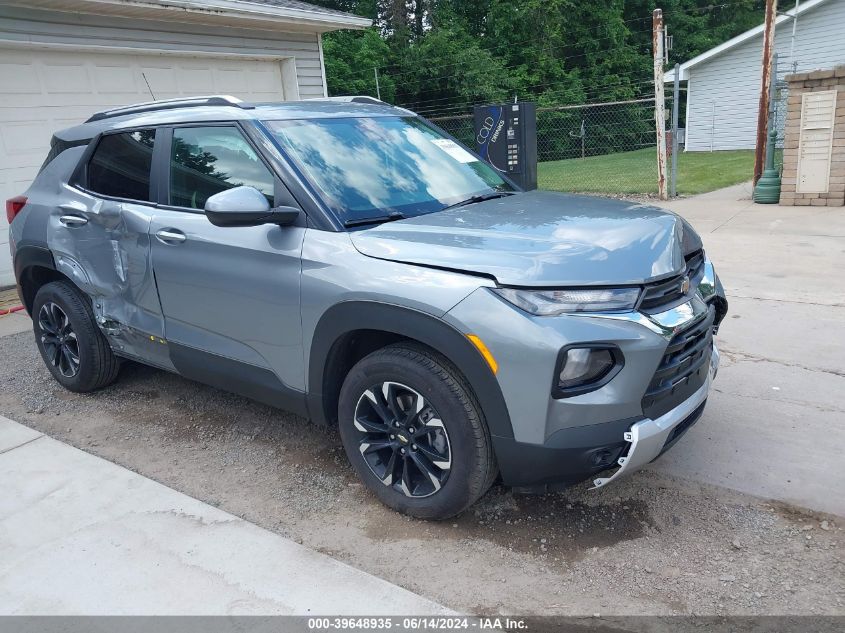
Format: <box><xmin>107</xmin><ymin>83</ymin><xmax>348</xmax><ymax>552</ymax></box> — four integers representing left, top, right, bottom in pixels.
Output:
<box><xmin>32</xmin><ymin>281</ymin><xmax>120</xmax><ymax>393</ymax></box>
<box><xmin>338</xmin><ymin>343</ymin><xmax>496</xmax><ymax>520</ymax></box>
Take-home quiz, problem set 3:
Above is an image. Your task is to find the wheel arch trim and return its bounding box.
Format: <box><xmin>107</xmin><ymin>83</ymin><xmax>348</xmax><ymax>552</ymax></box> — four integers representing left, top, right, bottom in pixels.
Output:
<box><xmin>13</xmin><ymin>244</ymin><xmax>58</xmax><ymax>313</ymax></box>
<box><xmin>307</xmin><ymin>301</ymin><xmax>514</xmax><ymax>439</ymax></box>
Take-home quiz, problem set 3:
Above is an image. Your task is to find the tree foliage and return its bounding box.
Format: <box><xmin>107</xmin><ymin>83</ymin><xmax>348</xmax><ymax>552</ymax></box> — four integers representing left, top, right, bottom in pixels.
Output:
<box><xmin>311</xmin><ymin>0</ymin><xmax>765</xmax><ymax>116</ymax></box>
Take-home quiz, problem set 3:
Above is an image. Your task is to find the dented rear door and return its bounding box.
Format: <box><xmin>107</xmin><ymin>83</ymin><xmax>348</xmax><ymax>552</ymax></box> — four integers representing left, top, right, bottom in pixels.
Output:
<box><xmin>48</xmin><ymin>128</ymin><xmax>170</xmax><ymax>369</ymax></box>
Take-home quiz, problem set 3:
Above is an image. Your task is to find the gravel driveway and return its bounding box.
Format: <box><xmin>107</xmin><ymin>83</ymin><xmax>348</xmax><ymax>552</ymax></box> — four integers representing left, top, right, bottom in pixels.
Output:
<box><xmin>1</xmin><ymin>328</ymin><xmax>842</xmax><ymax>616</ymax></box>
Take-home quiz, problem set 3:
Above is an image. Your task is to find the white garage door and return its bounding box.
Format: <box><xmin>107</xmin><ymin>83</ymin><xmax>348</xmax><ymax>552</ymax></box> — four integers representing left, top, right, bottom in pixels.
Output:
<box><xmin>0</xmin><ymin>47</ymin><xmax>287</xmax><ymax>286</ymax></box>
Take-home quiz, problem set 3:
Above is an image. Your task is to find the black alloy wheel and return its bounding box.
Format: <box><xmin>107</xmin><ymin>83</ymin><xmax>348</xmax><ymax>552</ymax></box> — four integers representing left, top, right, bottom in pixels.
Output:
<box><xmin>32</xmin><ymin>280</ymin><xmax>120</xmax><ymax>392</ymax></box>
<box><xmin>352</xmin><ymin>381</ymin><xmax>452</xmax><ymax>498</ymax></box>
<box><xmin>38</xmin><ymin>301</ymin><xmax>80</xmax><ymax>378</ymax></box>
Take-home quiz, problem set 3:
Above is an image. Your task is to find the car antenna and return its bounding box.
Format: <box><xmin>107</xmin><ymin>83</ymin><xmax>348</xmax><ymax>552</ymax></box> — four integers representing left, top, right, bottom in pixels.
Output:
<box><xmin>142</xmin><ymin>72</ymin><xmax>157</xmax><ymax>101</ymax></box>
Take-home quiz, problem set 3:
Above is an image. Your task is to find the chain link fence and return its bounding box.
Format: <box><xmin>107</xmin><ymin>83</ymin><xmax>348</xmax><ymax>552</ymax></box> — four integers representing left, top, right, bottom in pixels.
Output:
<box><xmin>431</xmin><ymin>97</ymin><xmax>664</xmax><ymax>195</ymax></box>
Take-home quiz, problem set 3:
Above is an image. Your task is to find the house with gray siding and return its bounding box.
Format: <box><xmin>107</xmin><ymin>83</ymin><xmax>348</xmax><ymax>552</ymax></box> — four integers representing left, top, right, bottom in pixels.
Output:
<box><xmin>666</xmin><ymin>0</ymin><xmax>845</xmax><ymax>152</ymax></box>
<box><xmin>0</xmin><ymin>0</ymin><xmax>369</xmax><ymax>287</ymax></box>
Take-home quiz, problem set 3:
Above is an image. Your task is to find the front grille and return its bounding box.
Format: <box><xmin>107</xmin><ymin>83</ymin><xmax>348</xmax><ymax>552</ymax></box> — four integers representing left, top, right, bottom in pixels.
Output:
<box><xmin>642</xmin><ymin>306</ymin><xmax>715</xmax><ymax>419</ymax></box>
<box><xmin>686</xmin><ymin>250</ymin><xmax>705</xmax><ymax>285</ymax></box>
<box><xmin>638</xmin><ymin>249</ymin><xmax>705</xmax><ymax>313</ymax></box>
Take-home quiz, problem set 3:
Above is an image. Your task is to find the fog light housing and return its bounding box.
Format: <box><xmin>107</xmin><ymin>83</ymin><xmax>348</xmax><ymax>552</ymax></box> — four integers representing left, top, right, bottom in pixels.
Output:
<box><xmin>553</xmin><ymin>345</ymin><xmax>623</xmax><ymax>397</ymax></box>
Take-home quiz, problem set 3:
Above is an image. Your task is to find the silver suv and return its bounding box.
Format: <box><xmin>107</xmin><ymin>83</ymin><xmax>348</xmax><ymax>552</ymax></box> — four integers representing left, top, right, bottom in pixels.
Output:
<box><xmin>7</xmin><ymin>96</ymin><xmax>727</xmax><ymax>519</ymax></box>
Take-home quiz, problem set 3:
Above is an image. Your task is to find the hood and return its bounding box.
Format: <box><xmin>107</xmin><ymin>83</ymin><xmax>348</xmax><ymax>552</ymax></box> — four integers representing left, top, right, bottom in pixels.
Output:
<box><xmin>349</xmin><ymin>191</ymin><xmax>699</xmax><ymax>287</ymax></box>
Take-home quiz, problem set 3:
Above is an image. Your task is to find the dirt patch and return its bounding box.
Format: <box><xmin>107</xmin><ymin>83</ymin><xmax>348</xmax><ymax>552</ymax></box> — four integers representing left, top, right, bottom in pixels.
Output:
<box><xmin>363</xmin><ymin>493</ymin><xmax>654</xmax><ymax>563</ymax></box>
<box><xmin>1</xmin><ymin>329</ymin><xmax>843</xmax><ymax>616</ymax></box>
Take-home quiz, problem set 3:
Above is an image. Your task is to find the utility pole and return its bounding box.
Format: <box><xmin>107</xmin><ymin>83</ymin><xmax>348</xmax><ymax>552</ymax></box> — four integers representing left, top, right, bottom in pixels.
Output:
<box><xmin>653</xmin><ymin>8</ymin><xmax>669</xmax><ymax>201</ymax></box>
<box><xmin>374</xmin><ymin>67</ymin><xmax>381</xmax><ymax>100</ymax></box>
<box><xmin>753</xmin><ymin>0</ymin><xmax>778</xmax><ymax>184</ymax></box>
<box><xmin>670</xmin><ymin>63</ymin><xmax>680</xmax><ymax>197</ymax></box>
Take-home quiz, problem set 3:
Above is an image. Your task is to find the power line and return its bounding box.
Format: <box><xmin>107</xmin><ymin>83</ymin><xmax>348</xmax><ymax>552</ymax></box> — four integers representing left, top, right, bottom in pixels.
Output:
<box><xmin>400</xmin><ymin>77</ymin><xmax>660</xmax><ymax>116</ymax></box>
<box><xmin>399</xmin><ymin>75</ymin><xmax>657</xmax><ymax>113</ymax></box>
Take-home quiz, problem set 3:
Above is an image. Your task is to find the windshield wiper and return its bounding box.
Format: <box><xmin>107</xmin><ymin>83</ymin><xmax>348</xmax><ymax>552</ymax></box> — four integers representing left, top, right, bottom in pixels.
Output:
<box><xmin>440</xmin><ymin>191</ymin><xmax>516</xmax><ymax>211</ymax></box>
<box><xmin>344</xmin><ymin>211</ymin><xmax>406</xmax><ymax>228</ymax></box>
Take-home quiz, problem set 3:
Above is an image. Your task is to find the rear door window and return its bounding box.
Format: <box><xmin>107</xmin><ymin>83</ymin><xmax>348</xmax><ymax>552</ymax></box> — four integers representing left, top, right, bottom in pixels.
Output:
<box><xmin>169</xmin><ymin>126</ymin><xmax>275</xmax><ymax>209</ymax></box>
<box><xmin>87</xmin><ymin>130</ymin><xmax>156</xmax><ymax>202</ymax></box>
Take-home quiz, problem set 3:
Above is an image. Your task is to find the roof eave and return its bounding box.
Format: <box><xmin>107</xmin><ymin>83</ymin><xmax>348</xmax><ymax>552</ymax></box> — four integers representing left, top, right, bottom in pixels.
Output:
<box><xmin>171</xmin><ymin>0</ymin><xmax>372</xmax><ymax>30</ymax></box>
<box><xmin>7</xmin><ymin>0</ymin><xmax>372</xmax><ymax>33</ymax></box>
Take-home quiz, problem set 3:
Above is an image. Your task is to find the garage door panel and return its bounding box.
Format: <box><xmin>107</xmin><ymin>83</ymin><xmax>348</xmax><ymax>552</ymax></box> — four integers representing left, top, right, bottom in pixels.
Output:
<box><xmin>0</xmin><ymin>61</ymin><xmax>41</xmax><ymax>93</ymax></box>
<box><xmin>92</xmin><ymin>65</ymin><xmax>141</xmax><ymax>94</ymax></box>
<box><xmin>214</xmin><ymin>68</ymin><xmax>249</xmax><ymax>94</ymax></box>
<box><xmin>181</xmin><ymin>68</ymin><xmax>215</xmax><ymax>93</ymax></box>
<box><xmin>0</xmin><ymin>47</ymin><xmax>288</xmax><ymax>286</ymax></box>
<box><xmin>140</xmin><ymin>66</ymin><xmax>179</xmax><ymax>95</ymax></box>
<box><xmin>43</xmin><ymin>62</ymin><xmax>92</xmax><ymax>94</ymax></box>
<box><xmin>1</xmin><ymin>119</ymin><xmax>54</xmax><ymax>153</ymax></box>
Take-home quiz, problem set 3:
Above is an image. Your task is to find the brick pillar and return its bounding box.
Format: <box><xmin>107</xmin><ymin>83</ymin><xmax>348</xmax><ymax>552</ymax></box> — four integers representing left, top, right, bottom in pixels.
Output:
<box><xmin>780</xmin><ymin>65</ymin><xmax>845</xmax><ymax>207</ymax></box>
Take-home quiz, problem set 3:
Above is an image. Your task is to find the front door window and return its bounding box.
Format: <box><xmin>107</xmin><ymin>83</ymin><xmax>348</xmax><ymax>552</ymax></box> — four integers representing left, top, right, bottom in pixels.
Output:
<box><xmin>169</xmin><ymin>126</ymin><xmax>275</xmax><ymax>209</ymax></box>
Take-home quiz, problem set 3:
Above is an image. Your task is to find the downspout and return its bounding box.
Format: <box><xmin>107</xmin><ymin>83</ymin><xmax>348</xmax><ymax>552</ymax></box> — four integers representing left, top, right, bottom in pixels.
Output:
<box><xmin>789</xmin><ymin>0</ymin><xmax>800</xmax><ymax>72</ymax></box>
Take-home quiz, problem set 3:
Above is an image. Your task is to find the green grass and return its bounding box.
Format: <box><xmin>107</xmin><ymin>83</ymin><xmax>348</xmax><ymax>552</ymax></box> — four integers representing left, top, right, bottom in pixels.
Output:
<box><xmin>538</xmin><ymin>147</ymin><xmax>756</xmax><ymax>195</ymax></box>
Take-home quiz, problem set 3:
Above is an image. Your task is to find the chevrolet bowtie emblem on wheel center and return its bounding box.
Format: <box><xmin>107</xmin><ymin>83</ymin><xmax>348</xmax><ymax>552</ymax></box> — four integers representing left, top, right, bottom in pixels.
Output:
<box><xmin>397</xmin><ymin>434</ymin><xmax>409</xmax><ymax>444</ymax></box>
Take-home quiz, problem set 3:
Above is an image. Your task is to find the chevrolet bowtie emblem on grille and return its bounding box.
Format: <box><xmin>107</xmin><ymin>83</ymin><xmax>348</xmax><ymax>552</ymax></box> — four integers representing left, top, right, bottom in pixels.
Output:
<box><xmin>681</xmin><ymin>275</ymin><xmax>691</xmax><ymax>294</ymax></box>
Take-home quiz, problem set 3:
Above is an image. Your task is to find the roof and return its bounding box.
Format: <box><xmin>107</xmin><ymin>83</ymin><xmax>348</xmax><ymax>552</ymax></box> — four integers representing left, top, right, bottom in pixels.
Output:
<box><xmin>56</xmin><ymin>98</ymin><xmax>411</xmax><ymax>142</ymax></box>
<box><xmin>665</xmin><ymin>0</ymin><xmax>831</xmax><ymax>81</ymax></box>
<box><xmin>10</xmin><ymin>0</ymin><xmax>372</xmax><ymax>33</ymax></box>
<box><xmin>238</xmin><ymin>0</ymin><xmax>363</xmax><ymax>19</ymax></box>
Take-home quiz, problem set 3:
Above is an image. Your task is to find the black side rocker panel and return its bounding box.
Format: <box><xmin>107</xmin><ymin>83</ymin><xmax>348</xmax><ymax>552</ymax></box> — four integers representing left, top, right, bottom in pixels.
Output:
<box><xmin>169</xmin><ymin>342</ymin><xmax>309</xmax><ymax>418</ymax></box>
<box><xmin>307</xmin><ymin>301</ymin><xmax>515</xmax><ymax>439</ymax></box>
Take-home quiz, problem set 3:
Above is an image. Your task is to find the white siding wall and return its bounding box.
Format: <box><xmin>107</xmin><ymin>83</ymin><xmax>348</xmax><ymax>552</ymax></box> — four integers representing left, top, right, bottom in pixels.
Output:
<box><xmin>0</xmin><ymin>6</ymin><xmax>327</xmax><ymax>100</ymax></box>
<box><xmin>685</xmin><ymin>0</ymin><xmax>845</xmax><ymax>152</ymax></box>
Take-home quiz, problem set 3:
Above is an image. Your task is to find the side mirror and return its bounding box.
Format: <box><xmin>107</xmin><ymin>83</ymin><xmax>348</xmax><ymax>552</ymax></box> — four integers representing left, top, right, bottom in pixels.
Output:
<box><xmin>204</xmin><ymin>186</ymin><xmax>300</xmax><ymax>227</ymax></box>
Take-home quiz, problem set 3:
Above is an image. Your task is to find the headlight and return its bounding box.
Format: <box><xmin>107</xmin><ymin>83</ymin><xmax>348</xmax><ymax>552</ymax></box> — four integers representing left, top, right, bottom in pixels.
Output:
<box><xmin>491</xmin><ymin>287</ymin><xmax>640</xmax><ymax>315</ymax></box>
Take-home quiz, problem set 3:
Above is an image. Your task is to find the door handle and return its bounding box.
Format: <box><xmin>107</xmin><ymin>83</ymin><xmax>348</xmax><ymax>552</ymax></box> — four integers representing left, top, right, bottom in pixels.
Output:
<box><xmin>59</xmin><ymin>215</ymin><xmax>88</xmax><ymax>227</ymax></box>
<box><xmin>155</xmin><ymin>229</ymin><xmax>187</xmax><ymax>244</ymax></box>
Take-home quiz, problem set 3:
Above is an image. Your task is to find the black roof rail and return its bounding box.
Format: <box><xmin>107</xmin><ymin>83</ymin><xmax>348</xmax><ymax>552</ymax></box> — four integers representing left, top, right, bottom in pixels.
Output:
<box><xmin>85</xmin><ymin>95</ymin><xmax>254</xmax><ymax>123</ymax></box>
<box><xmin>306</xmin><ymin>96</ymin><xmax>385</xmax><ymax>105</ymax></box>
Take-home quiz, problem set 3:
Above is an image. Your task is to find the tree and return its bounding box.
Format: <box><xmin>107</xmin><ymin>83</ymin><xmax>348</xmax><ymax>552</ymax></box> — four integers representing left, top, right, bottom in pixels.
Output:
<box><xmin>323</xmin><ymin>28</ymin><xmax>396</xmax><ymax>101</ymax></box>
<box><xmin>319</xmin><ymin>0</ymin><xmax>766</xmax><ymax>117</ymax></box>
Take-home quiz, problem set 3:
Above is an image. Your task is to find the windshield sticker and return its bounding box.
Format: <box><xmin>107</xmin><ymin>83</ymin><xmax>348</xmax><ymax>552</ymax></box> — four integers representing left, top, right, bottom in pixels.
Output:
<box><xmin>430</xmin><ymin>138</ymin><xmax>478</xmax><ymax>163</ymax></box>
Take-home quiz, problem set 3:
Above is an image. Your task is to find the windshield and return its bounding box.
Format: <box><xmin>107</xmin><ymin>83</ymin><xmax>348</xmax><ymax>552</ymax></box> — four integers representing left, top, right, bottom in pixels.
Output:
<box><xmin>264</xmin><ymin>116</ymin><xmax>514</xmax><ymax>224</ymax></box>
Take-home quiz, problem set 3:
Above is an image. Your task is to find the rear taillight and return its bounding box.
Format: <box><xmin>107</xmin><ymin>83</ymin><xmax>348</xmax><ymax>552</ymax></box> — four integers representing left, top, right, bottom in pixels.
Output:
<box><xmin>6</xmin><ymin>196</ymin><xmax>27</xmax><ymax>225</ymax></box>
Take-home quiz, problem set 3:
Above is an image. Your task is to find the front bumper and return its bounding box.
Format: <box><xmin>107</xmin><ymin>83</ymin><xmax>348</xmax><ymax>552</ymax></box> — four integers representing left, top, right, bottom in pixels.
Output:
<box><xmin>592</xmin><ymin>342</ymin><xmax>719</xmax><ymax>488</ymax></box>
<box><xmin>490</xmin><ymin>343</ymin><xmax>718</xmax><ymax>491</ymax></box>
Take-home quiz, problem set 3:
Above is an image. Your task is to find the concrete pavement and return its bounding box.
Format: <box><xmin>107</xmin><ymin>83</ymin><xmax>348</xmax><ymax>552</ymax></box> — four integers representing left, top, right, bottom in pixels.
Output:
<box><xmin>646</xmin><ymin>182</ymin><xmax>845</xmax><ymax>517</ymax></box>
<box><xmin>0</xmin><ymin>415</ymin><xmax>448</xmax><ymax>615</ymax></box>
<box><xmin>0</xmin><ymin>312</ymin><xmax>29</xmax><ymax>338</ymax></box>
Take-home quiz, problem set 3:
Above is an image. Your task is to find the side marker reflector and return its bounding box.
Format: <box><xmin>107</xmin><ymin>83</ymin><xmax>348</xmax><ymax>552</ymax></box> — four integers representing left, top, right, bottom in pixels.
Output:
<box><xmin>466</xmin><ymin>334</ymin><xmax>498</xmax><ymax>374</ymax></box>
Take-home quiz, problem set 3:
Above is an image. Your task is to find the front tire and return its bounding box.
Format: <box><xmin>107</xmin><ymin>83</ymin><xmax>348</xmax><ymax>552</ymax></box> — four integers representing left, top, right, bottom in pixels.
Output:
<box><xmin>32</xmin><ymin>281</ymin><xmax>120</xmax><ymax>393</ymax></box>
<box><xmin>338</xmin><ymin>343</ymin><xmax>496</xmax><ymax>519</ymax></box>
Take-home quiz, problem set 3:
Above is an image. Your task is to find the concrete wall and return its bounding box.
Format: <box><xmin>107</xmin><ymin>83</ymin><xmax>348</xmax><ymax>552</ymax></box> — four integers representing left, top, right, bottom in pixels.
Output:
<box><xmin>685</xmin><ymin>0</ymin><xmax>845</xmax><ymax>152</ymax></box>
<box><xmin>779</xmin><ymin>66</ymin><xmax>845</xmax><ymax>207</ymax></box>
